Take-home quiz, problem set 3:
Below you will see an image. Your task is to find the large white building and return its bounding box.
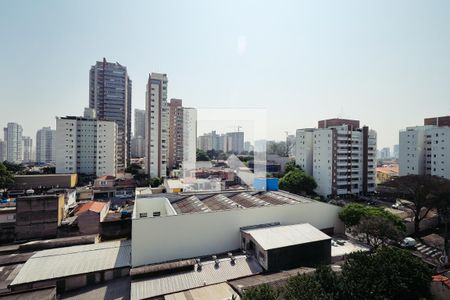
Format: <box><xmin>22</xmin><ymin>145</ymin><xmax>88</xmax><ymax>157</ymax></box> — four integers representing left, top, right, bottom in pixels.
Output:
<box><xmin>36</xmin><ymin>127</ymin><xmax>56</xmax><ymax>163</ymax></box>
<box><xmin>399</xmin><ymin>116</ymin><xmax>450</xmax><ymax>179</ymax></box>
<box><xmin>295</xmin><ymin>118</ymin><xmax>377</xmax><ymax>198</ymax></box>
<box><xmin>131</xmin><ymin>109</ymin><xmax>146</xmax><ymax>158</ymax></box>
<box><xmin>3</xmin><ymin>122</ymin><xmax>23</xmax><ymax>163</ymax></box>
<box><xmin>131</xmin><ymin>189</ymin><xmax>343</xmax><ymax>267</ymax></box>
<box><xmin>145</xmin><ymin>73</ymin><xmax>169</xmax><ymax>178</ymax></box>
<box><xmin>55</xmin><ymin>108</ymin><xmax>117</xmax><ymax>176</ymax></box>
<box><xmin>0</xmin><ymin>139</ymin><xmax>5</xmax><ymax>162</ymax></box>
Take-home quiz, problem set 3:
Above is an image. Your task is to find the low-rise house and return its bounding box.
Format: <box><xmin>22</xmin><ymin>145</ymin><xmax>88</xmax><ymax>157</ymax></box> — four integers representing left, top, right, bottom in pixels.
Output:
<box><xmin>75</xmin><ymin>201</ymin><xmax>109</xmax><ymax>235</ymax></box>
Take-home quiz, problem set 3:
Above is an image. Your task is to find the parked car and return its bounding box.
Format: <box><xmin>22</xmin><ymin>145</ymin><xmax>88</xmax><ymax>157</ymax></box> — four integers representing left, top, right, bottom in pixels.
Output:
<box><xmin>400</xmin><ymin>237</ymin><xmax>417</xmax><ymax>248</ymax></box>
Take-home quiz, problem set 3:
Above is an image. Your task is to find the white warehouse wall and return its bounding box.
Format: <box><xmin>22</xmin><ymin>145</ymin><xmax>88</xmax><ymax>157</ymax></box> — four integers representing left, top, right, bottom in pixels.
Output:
<box><xmin>131</xmin><ymin>200</ymin><xmax>343</xmax><ymax>267</ymax></box>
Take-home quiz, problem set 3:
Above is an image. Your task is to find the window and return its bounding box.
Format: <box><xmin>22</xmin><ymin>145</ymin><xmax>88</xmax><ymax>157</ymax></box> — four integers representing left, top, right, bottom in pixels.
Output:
<box><xmin>139</xmin><ymin>212</ymin><xmax>147</xmax><ymax>218</ymax></box>
<box><xmin>153</xmin><ymin>211</ymin><xmax>161</xmax><ymax>217</ymax></box>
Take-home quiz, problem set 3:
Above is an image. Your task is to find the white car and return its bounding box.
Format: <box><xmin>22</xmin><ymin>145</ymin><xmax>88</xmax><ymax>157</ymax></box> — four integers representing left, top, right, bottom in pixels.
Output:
<box><xmin>400</xmin><ymin>237</ymin><xmax>416</xmax><ymax>248</ymax></box>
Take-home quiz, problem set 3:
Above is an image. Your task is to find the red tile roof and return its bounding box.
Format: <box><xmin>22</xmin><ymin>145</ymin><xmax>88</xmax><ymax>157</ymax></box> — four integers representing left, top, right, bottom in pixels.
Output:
<box><xmin>432</xmin><ymin>275</ymin><xmax>450</xmax><ymax>288</ymax></box>
<box><xmin>75</xmin><ymin>201</ymin><xmax>107</xmax><ymax>215</ymax></box>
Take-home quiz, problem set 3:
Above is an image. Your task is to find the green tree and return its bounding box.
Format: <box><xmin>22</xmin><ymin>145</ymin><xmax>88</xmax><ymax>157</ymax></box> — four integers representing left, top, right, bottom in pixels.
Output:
<box><xmin>284</xmin><ymin>160</ymin><xmax>302</xmax><ymax>174</ymax></box>
<box><xmin>149</xmin><ymin>177</ymin><xmax>162</xmax><ymax>188</ymax></box>
<box><xmin>314</xmin><ymin>265</ymin><xmax>342</xmax><ymax>300</ymax></box>
<box><xmin>340</xmin><ymin>247</ymin><xmax>431</xmax><ymax>300</ymax></box>
<box><xmin>196</xmin><ymin>149</ymin><xmax>210</xmax><ymax>161</ymax></box>
<box><xmin>242</xmin><ymin>284</ymin><xmax>277</xmax><ymax>300</ymax></box>
<box><xmin>0</xmin><ymin>162</ymin><xmax>15</xmax><ymax>190</ymax></box>
<box><xmin>382</xmin><ymin>175</ymin><xmax>446</xmax><ymax>233</ymax></box>
<box><xmin>125</xmin><ymin>163</ymin><xmax>143</xmax><ymax>175</ymax></box>
<box><xmin>279</xmin><ymin>169</ymin><xmax>317</xmax><ymax>195</ymax></box>
<box><xmin>2</xmin><ymin>161</ymin><xmax>24</xmax><ymax>174</ymax></box>
<box><xmin>339</xmin><ymin>203</ymin><xmax>405</xmax><ymax>231</ymax></box>
<box><xmin>283</xmin><ymin>274</ymin><xmax>327</xmax><ymax>300</ymax></box>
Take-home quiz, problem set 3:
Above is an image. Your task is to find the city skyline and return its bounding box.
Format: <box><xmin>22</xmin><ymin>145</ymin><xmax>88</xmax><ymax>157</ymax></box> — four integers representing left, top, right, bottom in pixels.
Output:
<box><xmin>2</xmin><ymin>1</ymin><xmax>450</xmax><ymax>149</ymax></box>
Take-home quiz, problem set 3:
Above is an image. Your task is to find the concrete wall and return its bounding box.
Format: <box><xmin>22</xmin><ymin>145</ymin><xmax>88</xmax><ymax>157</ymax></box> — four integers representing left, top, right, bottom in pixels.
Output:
<box><xmin>131</xmin><ymin>201</ymin><xmax>343</xmax><ymax>267</ymax></box>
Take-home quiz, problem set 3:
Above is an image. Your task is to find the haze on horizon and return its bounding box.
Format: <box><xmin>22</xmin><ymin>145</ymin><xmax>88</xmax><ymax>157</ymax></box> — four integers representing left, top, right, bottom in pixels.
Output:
<box><xmin>1</xmin><ymin>0</ymin><xmax>450</xmax><ymax>149</ymax></box>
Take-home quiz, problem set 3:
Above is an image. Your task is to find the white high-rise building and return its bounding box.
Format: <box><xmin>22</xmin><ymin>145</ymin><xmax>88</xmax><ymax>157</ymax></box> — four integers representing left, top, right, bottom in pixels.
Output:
<box><xmin>182</xmin><ymin>108</ymin><xmax>197</xmax><ymax>172</ymax></box>
<box><xmin>3</xmin><ymin>122</ymin><xmax>23</xmax><ymax>163</ymax></box>
<box><xmin>145</xmin><ymin>73</ymin><xmax>169</xmax><ymax>178</ymax></box>
<box><xmin>22</xmin><ymin>136</ymin><xmax>33</xmax><ymax>162</ymax></box>
<box><xmin>0</xmin><ymin>139</ymin><xmax>6</xmax><ymax>162</ymax></box>
<box><xmin>393</xmin><ymin>144</ymin><xmax>399</xmax><ymax>159</ymax></box>
<box><xmin>132</xmin><ymin>109</ymin><xmax>146</xmax><ymax>158</ymax></box>
<box><xmin>55</xmin><ymin>108</ymin><xmax>117</xmax><ymax>176</ymax></box>
<box><xmin>295</xmin><ymin>119</ymin><xmax>377</xmax><ymax>198</ymax></box>
<box><xmin>379</xmin><ymin>147</ymin><xmax>391</xmax><ymax>159</ymax></box>
<box><xmin>36</xmin><ymin>127</ymin><xmax>56</xmax><ymax>163</ymax></box>
<box><xmin>399</xmin><ymin>116</ymin><xmax>450</xmax><ymax>179</ymax></box>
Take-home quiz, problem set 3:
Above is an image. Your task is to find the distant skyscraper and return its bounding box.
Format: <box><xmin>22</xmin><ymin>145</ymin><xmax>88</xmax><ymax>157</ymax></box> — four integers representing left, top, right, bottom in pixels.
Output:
<box><xmin>3</xmin><ymin>122</ymin><xmax>23</xmax><ymax>163</ymax></box>
<box><xmin>132</xmin><ymin>109</ymin><xmax>146</xmax><ymax>158</ymax></box>
<box><xmin>89</xmin><ymin>58</ymin><xmax>132</xmax><ymax>171</ymax></box>
<box><xmin>22</xmin><ymin>136</ymin><xmax>33</xmax><ymax>162</ymax></box>
<box><xmin>168</xmin><ymin>99</ymin><xmax>184</xmax><ymax>170</ymax></box>
<box><xmin>393</xmin><ymin>144</ymin><xmax>399</xmax><ymax>159</ymax></box>
<box><xmin>0</xmin><ymin>139</ymin><xmax>6</xmax><ymax>162</ymax></box>
<box><xmin>36</xmin><ymin>127</ymin><xmax>56</xmax><ymax>163</ymax></box>
<box><xmin>145</xmin><ymin>73</ymin><xmax>168</xmax><ymax>178</ymax></box>
<box><xmin>134</xmin><ymin>109</ymin><xmax>146</xmax><ymax>139</ymax></box>
<box><xmin>226</xmin><ymin>132</ymin><xmax>244</xmax><ymax>154</ymax></box>
<box><xmin>379</xmin><ymin>147</ymin><xmax>391</xmax><ymax>159</ymax></box>
<box><xmin>55</xmin><ymin>108</ymin><xmax>117</xmax><ymax>176</ymax></box>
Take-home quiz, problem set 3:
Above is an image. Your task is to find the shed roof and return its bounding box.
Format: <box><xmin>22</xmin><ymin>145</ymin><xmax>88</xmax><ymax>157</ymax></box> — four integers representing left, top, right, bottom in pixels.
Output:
<box><xmin>75</xmin><ymin>201</ymin><xmax>107</xmax><ymax>215</ymax></box>
<box><xmin>10</xmin><ymin>240</ymin><xmax>131</xmax><ymax>286</ymax></box>
<box><xmin>130</xmin><ymin>255</ymin><xmax>262</xmax><ymax>300</ymax></box>
<box><xmin>242</xmin><ymin>223</ymin><xmax>331</xmax><ymax>251</ymax></box>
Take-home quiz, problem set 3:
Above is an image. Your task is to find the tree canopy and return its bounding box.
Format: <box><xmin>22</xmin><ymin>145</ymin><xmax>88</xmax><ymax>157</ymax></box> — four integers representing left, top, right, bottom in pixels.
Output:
<box><xmin>382</xmin><ymin>175</ymin><xmax>450</xmax><ymax>233</ymax></box>
<box><xmin>242</xmin><ymin>247</ymin><xmax>431</xmax><ymax>300</ymax></box>
<box><xmin>0</xmin><ymin>162</ymin><xmax>15</xmax><ymax>190</ymax></box>
<box><xmin>279</xmin><ymin>169</ymin><xmax>317</xmax><ymax>195</ymax></box>
<box><xmin>339</xmin><ymin>203</ymin><xmax>405</xmax><ymax>248</ymax></box>
<box><xmin>196</xmin><ymin>149</ymin><xmax>210</xmax><ymax>161</ymax></box>
<box><xmin>284</xmin><ymin>161</ymin><xmax>302</xmax><ymax>174</ymax></box>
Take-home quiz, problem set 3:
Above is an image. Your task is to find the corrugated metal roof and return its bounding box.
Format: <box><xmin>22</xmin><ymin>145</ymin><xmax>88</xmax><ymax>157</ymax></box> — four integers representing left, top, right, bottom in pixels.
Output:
<box><xmin>242</xmin><ymin>223</ymin><xmax>331</xmax><ymax>250</ymax></box>
<box><xmin>10</xmin><ymin>240</ymin><xmax>131</xmax><ymax>286</ymax></box>
<box><xmin>164</xmin><ymin>282</ymin><xmax>239</xmax><ymax>300</ymax></box>
<box><xmin>130</xmin><ymin>255</ymin><xmax>262</xmax><ymax>300</ymax></box>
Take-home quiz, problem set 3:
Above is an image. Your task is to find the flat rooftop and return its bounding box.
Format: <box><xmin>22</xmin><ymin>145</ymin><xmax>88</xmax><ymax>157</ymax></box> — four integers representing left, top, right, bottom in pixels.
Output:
<box><xmin>170</xmin><ymin>190</ymin><xmax>312</xmax><ymax>215</ymax></box>
<box><xmin>242</xmin><ymin>223</ymin><xmax>331</xmax><ymax>251</ymax></box>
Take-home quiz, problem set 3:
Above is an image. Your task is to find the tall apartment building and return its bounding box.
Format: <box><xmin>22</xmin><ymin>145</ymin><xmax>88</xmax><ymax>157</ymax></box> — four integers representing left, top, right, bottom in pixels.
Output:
<box><xmin>183</xmin><ymin>108</ymin><xmax>197</xmax><ymax>169</ymax></box>
<box><xmin>393</xmin><ymin>144</ymin><xmax>399</xmax><ymax>159</ymax></box>
<box><xmin>145</xmin><ymin>73</ymin><xmax>169</xmax><ymax>178</ymax></box>
<box><xmin>3</xmin><ymin>122</ymin><xmax>23</xmax><ymax>163</ymax></box>
<box><xmin>0</xmin><ymin>139</ymin><xmax>6</xmax><ymax>162</ymax></box>
<box><xmin>226</xmin><ymin>132</ymin><xmax>245</xmax><ymax>153</ymax></box>
<box><xmin>379</xmin><ymin>147</ymin><xmax>391</xmax><ymax>159</ymax></box>
<box><xmin>89</xmin><ymin>58</ymin><xmax>132</xmax><ymax>171</ymax></box>
<box><xmin>131</xmin><ymin>109</ymin><xmax>146</xmax><ymax>158</ymax></box>
<box><xmin>197</xmin><ymin>131</ymin><xmax>244</xmax><ymax>153</ymax></box>
<box><xmin>399</xmin><ymin>115</ymin><xmax>450</xmax><ymax>179</ymax></box>
<box><xmin>168</xmin><ymin>99</ymin><xmax>184</xmax><ymax>170</ymax></box>
<box><xmin>36</xmin><ymin>127</ymin><xmax>56</xmax><ymax>163</ymax></box>
<box><xmin>22</xmin><ymin>136</ymin><xmax>33</xmax><ymax>162</ymax></box>
<box><xmin>55</xmin><ymin>108</ymin><xmax>117</xmax><ymax>176</ymax></box>
<box><xmin>295</xmin><ymin>118</ymin><xmax>377</xmax><ymax>198</ymax></box>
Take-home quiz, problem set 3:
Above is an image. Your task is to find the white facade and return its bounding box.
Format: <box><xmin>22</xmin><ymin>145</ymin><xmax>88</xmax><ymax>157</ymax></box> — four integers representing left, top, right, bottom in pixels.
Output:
<box><xmin>0</xmin><ymin>139</ymin><xmax>6</xmax><ymax>162</ymax></box>
<box><xmin>22</xmin><ymin>136</ymin><xmax>33</xmax><ymax>162</ymax></box>
<box><xmin>36</xmin><ymin>127</ymin><xmax>56</xmax><ymax>163</ymax></box>
<box><xmin>55</xmin><ymin>109</ymin><xmax>117</xmax><ymax>176</ymax></box>
<box><xmin>182</xmin><ymin>108</ymin><xmax>197</xmax><ymax>173</ymax></box>
<box><xmin>3</xmin><ymin>122</ymin><xmax>23</xmax><ymax>163</ymax></box>
<box><xmin>145</xmin><ymin>73</ymin><xmax>168</xmax><ymax>178</ymax></box>
<box><xmin>131</xmin><ymin>195</ymin><xmax>343</xmax><ymax>267</ymax></box>
<box><xmin>295</xmin><ymin>124</ymin><xmax>377</xmax><ymax>197</ymax></box>
<box><xmin>132</xmin><ymin>109</ymin><xmax>146</xmax><ymax>158</ymax></box>
<box><xmin>399</xmin><ymin>125</ymin><xmax>450</xmax><ymax>179</ymax></box>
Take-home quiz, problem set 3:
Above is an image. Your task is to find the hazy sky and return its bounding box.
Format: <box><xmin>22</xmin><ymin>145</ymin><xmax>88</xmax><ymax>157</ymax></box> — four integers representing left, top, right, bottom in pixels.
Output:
<box><xmin>1</xmin><ymin>0</ymin><xmax>450</xmax><ymax>149</ymax></box>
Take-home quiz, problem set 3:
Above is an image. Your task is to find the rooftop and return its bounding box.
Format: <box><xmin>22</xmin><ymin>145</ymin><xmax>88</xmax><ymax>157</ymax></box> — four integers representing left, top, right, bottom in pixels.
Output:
<box><xmin>242</xmin><ymin>223</ymin><xmax>331</xmax><ymax>251</ymax></box>
<box><xmin>130</xmin><ymin>255</ymin><xmax>262</xmax><ymax>299</ymax></box>
<box><xmin>10</xmin><ymin>240</ymin><xmax>131</xmax><ymax>286</ymax></box>
<box><xmin>168</xmin><ymin>190</ymin><xmax>311</xmax><ymax>216</ymax></box>
<box><xmin>75</xmin><ymin>201</ymin><xmax>108</xmax><ymax>215</ymax></box>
